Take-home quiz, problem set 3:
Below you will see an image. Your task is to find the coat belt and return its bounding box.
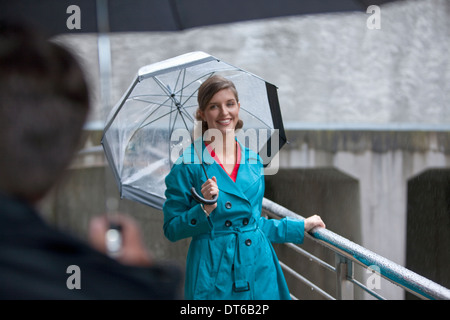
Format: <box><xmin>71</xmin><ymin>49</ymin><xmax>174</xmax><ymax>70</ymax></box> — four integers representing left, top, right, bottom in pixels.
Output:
<box><xmin>193</xmin><ymin>225</ymin><xmax>260</xmax><ymax>293</ymax></box>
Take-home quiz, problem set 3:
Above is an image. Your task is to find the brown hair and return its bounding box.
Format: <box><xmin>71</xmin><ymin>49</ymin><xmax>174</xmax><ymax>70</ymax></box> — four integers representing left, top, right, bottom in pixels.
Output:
<box><xmin>0</xmin><ymin>22</ymin><xmax>90</xmax><ymax>202</ymax></box>
<box><xmin>195</xmin><ymin>75</ymin><xmax>243</xmax><ymax>135</ymax></box>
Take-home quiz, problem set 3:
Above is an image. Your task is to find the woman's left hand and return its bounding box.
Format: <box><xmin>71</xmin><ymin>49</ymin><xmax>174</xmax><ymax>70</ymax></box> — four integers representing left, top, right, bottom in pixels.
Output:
<box><xmin>304</xmin><ymin>215</ymin><xmax>326</xmax><ymax>232</ymax></box>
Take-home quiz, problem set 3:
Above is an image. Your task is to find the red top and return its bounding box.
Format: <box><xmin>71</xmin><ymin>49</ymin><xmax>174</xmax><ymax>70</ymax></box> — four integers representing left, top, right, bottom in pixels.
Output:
<box><xmin>205</xmin><ymin>141</ymin><xmax>241</xmax><ymax>182</ymax></box>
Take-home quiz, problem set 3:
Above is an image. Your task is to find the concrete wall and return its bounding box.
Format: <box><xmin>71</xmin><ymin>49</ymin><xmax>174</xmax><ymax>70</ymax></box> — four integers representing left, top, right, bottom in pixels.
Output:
<box><xmin>406</xmin><ymin>169</ymin><xmax>450</xmax><ymax>299</ymax></box>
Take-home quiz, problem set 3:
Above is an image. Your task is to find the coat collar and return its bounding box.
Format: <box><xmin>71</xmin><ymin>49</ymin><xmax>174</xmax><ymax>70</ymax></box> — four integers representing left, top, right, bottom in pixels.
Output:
<box><xmin>179</xmin><ymin>138</ymin><xmax>262</xmax><ymax>199</ymax></box>
<box><xmin>187</xmin><ymin>138</ymin><xmax>262</xmax><ymax>202</ymax></box>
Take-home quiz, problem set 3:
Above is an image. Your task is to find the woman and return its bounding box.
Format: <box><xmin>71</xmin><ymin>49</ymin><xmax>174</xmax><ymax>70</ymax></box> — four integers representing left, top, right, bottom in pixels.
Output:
<box><xmin>163</xmin><ymin>75</ymin><xmax>325</xmax><ymax>300</ymax></box>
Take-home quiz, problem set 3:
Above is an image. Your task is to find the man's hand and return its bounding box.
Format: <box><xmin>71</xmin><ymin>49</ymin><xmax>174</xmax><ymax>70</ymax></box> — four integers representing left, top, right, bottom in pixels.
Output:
<box><xmin>89</xmin><ymin>214</ymin><xmax>153</xmax><ymax>266</ymax></box>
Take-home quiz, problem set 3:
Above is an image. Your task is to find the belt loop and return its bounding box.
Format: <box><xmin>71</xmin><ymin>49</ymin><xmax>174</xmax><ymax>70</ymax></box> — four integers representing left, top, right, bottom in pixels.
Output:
<box><xmin>232</xmin><ymin>232</ymin><xmax>250</xmax><ymax>293</ymax></box>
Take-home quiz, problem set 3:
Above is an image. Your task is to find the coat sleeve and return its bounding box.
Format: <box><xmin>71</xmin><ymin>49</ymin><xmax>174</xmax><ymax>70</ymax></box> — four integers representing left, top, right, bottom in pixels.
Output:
<box><xmin>258</xmin><ymin>216</ymin><xmax>305</xmax><ymax>244</ymax></box>
<box><xmin>163</xmin><ymin>162</ymin><xmax>213</xmax><ymax>242</ymax></box>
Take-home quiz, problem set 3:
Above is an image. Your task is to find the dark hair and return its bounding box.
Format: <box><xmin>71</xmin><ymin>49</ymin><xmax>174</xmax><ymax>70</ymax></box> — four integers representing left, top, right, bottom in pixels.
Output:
<box><xmin>0</xmin><ymin>22</ymin><xmax>90</xmax><ymax>201</ymax></box>
<box><xmin>195</xmin><ymin>75</ymin><xmax>243</xmax><ymax>135</ymax></box>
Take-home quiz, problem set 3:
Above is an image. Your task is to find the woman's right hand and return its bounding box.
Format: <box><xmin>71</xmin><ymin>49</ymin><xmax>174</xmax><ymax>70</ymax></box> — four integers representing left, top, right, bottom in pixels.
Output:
<box><xmin>201</xmin><ymin>176</ymin><xmax>218</xmax><ymax>214</ymax></box>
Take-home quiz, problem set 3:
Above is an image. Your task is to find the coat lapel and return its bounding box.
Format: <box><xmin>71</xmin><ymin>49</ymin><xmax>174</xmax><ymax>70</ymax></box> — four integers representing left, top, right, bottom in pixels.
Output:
<box><xmin>182</xmin><ymin>138</ymin><xmax>262</xmax><ymax>203</ymax></box>
<box><xmin>204</xmin><ymin>139</ymin><xmax>261</xmax><ymax>202</ymax></box>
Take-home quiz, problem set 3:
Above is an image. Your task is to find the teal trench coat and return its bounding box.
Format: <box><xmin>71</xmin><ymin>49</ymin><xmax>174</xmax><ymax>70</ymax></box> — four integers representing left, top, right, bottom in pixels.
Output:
<box><xmin>163</xmin><ymin>139</ymin><xmax>305</xmax><ymax>300</ymax></box>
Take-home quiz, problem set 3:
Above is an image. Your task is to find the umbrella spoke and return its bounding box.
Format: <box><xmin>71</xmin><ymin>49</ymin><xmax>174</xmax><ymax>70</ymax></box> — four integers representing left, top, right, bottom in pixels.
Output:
<box><xmin>128</xmin><ymin>95</ymin><xmax>175</xmax><ymax>106</ymax></box>
<box><xmin>173</xmin><ymin>68</ymin><xmax>184</xmax><ymax>97</ymax></box>
<box><xmin>178</xmin><ymin>68</ymin><xmax>187</xmax><ymax>107</ymax></box>
<box><xmin>125</xmin><ymin>108</ymin><xmax>176</xmax><ymax>154</ymax></box>
<box><xmin>176</xmin><ymin>72</ymin><xmax>216</xmax><ymax>108</ymax></box>
<box><xmin>153</xmin><ymin>76</ymin><xmax>172</xmax><ymax>96</ymax></box>
<box><xmin>129</xmin><ymin>93</ymin><xmax>174</xmax><ymax>99</ymax></box>
<box><xmin>182</xmin><ymin>104</ymin><xmax>198</xmax><ymax>110</ymax></box>
<box><xmin>139</xmin><ymin>107</ymin><xmax>178</xmax><ymax>129</ymax></box>
<box><xmin>128</xmin><ymin>97</ymin><xmax>174</xmax><ymax>108</ymax></box>
<box><xmin>240</xmin><ymin>108</ymin><xmax>272</xmax><ymax>128</ymax></box>
<box><xmin>180</xmin><ymin>108</ymin><xmax>195</xmax><ymax>124</ymax></box>
<box><xmin>130</xmin><ymin>94</ymin><xmax>174</xmax><ymax>129</ymax></box>
<box><xmin>168</xmin><ymin>105</ymin><xmax>180</xmax><ymax>137</ymax></box>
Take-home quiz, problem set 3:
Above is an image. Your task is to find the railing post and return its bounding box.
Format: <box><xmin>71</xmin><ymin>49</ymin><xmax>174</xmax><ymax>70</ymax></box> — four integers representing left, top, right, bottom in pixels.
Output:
<box><xmin>335</xmin><ymin>254</ymin><xmax>354</xmax><ymax>300</ymax></box>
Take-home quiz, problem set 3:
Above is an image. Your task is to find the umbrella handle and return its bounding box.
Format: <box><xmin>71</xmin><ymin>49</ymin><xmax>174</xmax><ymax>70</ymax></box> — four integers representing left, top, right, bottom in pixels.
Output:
<box><xmin>190</xmin><ymin>187</ymin><xmax>218</xmax><ymax>205</ymax></box>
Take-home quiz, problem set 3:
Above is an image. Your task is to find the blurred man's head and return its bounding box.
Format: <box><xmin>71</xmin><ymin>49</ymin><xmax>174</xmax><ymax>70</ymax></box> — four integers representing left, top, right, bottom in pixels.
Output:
<box><xmin>0</xmin><ymin>22</ymin><xmax>90</xmax><ymax>202</ymax></box>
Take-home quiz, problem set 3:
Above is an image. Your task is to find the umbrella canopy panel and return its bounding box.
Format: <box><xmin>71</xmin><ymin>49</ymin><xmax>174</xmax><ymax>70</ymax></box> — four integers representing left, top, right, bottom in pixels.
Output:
<box><xmin>102</xmin><ymin>52</ymin><xmax>285</xmax><ymax>210</ymax></box>
<box><xmin>0</xmin><ymin>0</ymin><xmax>396</xmax><ymax>35</ymax></box>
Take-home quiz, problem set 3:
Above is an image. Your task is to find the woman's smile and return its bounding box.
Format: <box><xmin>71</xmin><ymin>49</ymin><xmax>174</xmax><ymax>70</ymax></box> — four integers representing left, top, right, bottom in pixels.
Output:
<box><xmin>200</xmin><ymin>88</ymin><xmax>240</xmax><ymax>135</ymax></box>
<box><xmin>217</xmin><ymin>118</ymin><xmax>232</xmax><ymax>126</ymax></box>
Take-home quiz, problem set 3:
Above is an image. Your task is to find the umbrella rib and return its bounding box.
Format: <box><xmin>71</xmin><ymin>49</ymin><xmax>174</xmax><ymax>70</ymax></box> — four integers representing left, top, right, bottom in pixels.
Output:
<box><xmin>177</xmin><ymin>109</ymin><xmax>193</xmax><ymax>142</ymax></box>
<box><xmin>241</xmin><ymin>109</ymin><xmax>272</xmax><ymax>128</ymax></box>
<box><xmin>139</xmin><ymin>108</ymin><xmax>178</xmax><ymax>129</ymax></box>
<box><xmin>152</xmin><ymin>75</ymin><xmax>185</xmax><ymax>137</ymax></box>
<box><xmin>125</xmin><ymin>107</ymin><xmax>179</xmax><ymax>155</ymax></box>
<box><xmin>169</xmin><ymin>109</ymin><xmax>185</xmax><ymax>146</ymax></box>
<box><xmin>132</xmin><ymin>93</ymin><xmax>174</xmax><ymax>129</ymax></box>
<box><xmin>130</xmin><ymin>94</ymin><xmax>172</xmax><ymax>98</ymax></box>
<box><xmin>128</xmin><ymin>77</ymin><xmax>178</xmax><ymax>138</ymax></box>
<box><xmin>177</xmin><ymin>72</ymin><xmax>216</xmax><ymax>109</ymax></box>
<box><xmin>152</xmin><ymin>72</ymin><xmax>204</xmax><ymax>176</ymax></box>
<box><xmin>167</xmin><ymin>98</ymin><xmax>177</xmax><ymax>166</ymax></box>
<box><xmin>178</xmin><ymin>68</ymin><xmax>186</xmax><ymax>107</ymax></box>
<box><xmin>151</xmin><ymin>72</ymin><xmax>216</xmax><ymax>112</ymax></box>
<box><xmin>129</xmin><ymin>97</ymin><xmax>173</xmax><ymax>107</ymax></box>
<box><xmin>151</xmin><ymin>73</ymin><xmax>198</xmax><ymax>127</ymax></box>
<box><xmin>153</xmin><ymin>76</ymin><xmax>172</xmax><ymax>96</ymax></box>
<box><xmin>129</xmin><ymin>99</ymin><xmax>176</xmax><ymax>146</ymax></box>
<box><xmin>173</xmin><ymin>68</ymin><xmax>183</xmax><ymax>96</ymax></box>
<box><xmin>180</xmin><ymin>108</ymin><xmax>195</xmax><ymax>123</ymax></box>
<box><xmin>174</xmin><ymin>72</ymin><xmax>215</xmax><ymax>97</ymax></box>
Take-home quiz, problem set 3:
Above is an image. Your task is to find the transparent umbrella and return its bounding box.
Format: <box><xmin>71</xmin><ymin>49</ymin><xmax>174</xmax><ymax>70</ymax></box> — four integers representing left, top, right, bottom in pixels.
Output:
<box><xmin>101</xmin><ymin>51</ymin><xmax>286</xmax><ymax>210</ymax></box>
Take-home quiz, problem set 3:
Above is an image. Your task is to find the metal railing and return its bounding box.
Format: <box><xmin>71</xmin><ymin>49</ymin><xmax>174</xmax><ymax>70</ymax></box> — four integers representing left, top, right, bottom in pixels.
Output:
<box><xmin>262</xmin><ymin>197</ymin><xmax>450</xmax><ymax>300</ymax></box>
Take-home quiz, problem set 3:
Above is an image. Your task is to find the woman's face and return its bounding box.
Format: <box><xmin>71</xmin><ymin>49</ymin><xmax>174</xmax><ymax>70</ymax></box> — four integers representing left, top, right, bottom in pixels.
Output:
<box><xmin>200</xmin><ymin>88</ymin><xmax>240</xmax><ymax>135</ymax></box>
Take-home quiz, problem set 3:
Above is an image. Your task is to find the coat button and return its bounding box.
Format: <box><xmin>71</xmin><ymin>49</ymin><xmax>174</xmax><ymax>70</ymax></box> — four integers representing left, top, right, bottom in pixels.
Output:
<box><xmin>225</xmin><ymin>220</ymin><xmax>232</xmax><ymax>227</ymax></box>
<box><xmin>190</xmin><ymin>219</ymin><xmax>197</xmax><ymax>225</ymax></box>
<box><xmin>242</xmin><ymin>218</ymin><xmax>249</xmax><ymax>226</ymax></box>
<box><xmin>225</xmin><ymin>201</ymin><xmax>232</xmax><ymax>209</ymax></box>
<box><xmin>245</xmin><ymin>239</ymin><xmax>252</xmax><ymax>246</ymax></box>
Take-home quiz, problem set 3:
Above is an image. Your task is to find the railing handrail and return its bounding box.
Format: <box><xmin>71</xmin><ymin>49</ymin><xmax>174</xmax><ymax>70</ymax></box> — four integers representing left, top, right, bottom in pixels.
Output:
<box><xmin>262</xmin><ymin>197</ymin><xmax>450</xmax><ymax>300</ymax></box>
